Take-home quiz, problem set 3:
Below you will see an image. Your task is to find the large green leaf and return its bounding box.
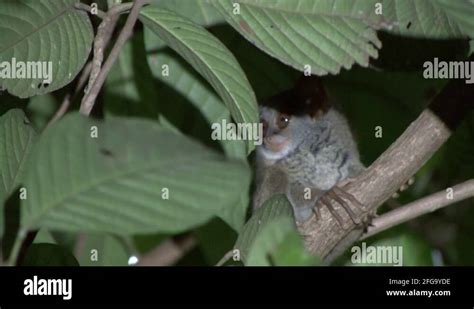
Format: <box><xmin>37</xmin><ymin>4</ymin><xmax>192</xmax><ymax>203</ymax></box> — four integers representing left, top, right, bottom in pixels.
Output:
<box><xmin>150</xmin><ymin>0</ymin><xmax>225</xmax><ymax>27</ymax></box>
<box><xmin>378</xmin><ymin>0</ymin><xmax>474</xmax><ymax>38</ymax></box>
<box><xmin>140</xmin><ymin>6</ymin><xmax>258</xmax><ymax>153</ymax></box>
<box><xmin>235</xmin><ymin>194</ymin><xmax>319</xmax><ymax>265</ymax></box>
<box><xmin>20</xmin><ymin>113</ymin><xmax>251</xmax><ymax>235</ymax></box>
<box><xmin>0</xmin><ymin>0</ymin><xmax>93</xmax><ymax>98</ymax></box>
<box><xmin>217</xmin><ymin>1</ymin><xmax>474</xmax><ymax>40</ymax></box>
<box><xmin>0</xmin><ymin>109</ymin><xmax>36</xmax><ymax>201</ymax></box>
<box><xmin>144</xmin><ymin>28</ymin><xmax>248</xmax><ymax>231</ymax></box>
<box><xmin>212</xmin><ymin>0</ymin><xmax>381</xmax><ymax>75</ymax></box>
<box><xmin>234</xmin><ymin>194</ymin><xmax>318</xmax><ymax>266</ymax></box>
<box><xmin>235</xmin><ymin>194</ymin><xmax>297</xmax><ymax>265</ymax></box>
<box><xmin>144</xmin><ymin>29</ymin><xmax>246</xmax><ymax>158</ymax></box>
<box><xmin>0</xmin><ymin>109</ymin><xmax>36</xmax><ymax>237</ymax></box>
<box><xmin>271</xmin><ymin>232</ymin><xmax>320</xmax><ymax>266</ymax></box>
<box><xmin>209</xmin><ymin>25</ymin><xmax>299</xmax><ymax>101</ymax></box>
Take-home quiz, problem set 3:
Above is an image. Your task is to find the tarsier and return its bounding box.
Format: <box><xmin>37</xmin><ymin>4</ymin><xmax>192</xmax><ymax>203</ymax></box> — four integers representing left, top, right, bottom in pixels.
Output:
<box><xmin>253</xmin><ymin>75</ymin><xmax>365</xmax><ymax>226</ymax></box>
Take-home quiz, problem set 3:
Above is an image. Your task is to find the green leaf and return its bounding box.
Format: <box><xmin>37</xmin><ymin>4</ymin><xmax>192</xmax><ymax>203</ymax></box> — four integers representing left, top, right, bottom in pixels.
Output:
<box><xmin>0</xmin><ymin>109</ymin><xmax>36</xmax><ymax>237</ymax></box>
<box><xmin>140</xmin><ymin>6</ymin><xmax>258</xmax><ymax>153</ymax></box>
<box><xmin>20</xmin><ymin>113</ymin><xmax>251</xmax><ymax>235</ymax></box>
<box><xmin>144</xmin><ymin>29</ymin><xmax>249</xmax><ymax>231</ymax></box>
<box><xmin>22</xmin><ymin>243</ymin><xmax>79</xmax><ymax>266</ymax></box>
<box><xmin>104</xmin><ymin>31</ymin><xmax>159</xmax><ymax>119</ymax></box>
<box><xmin>196</xmin><ymin>218</ymin><xmax>237</xmax><ymax>265</ymax></box>
<box><xmin>332</xmin><ymin>0</ymin><xmax>474</xmax><ymax>38</ymax></box>
<box><xmin>379</xmin><ymin>0</ymin><xmax>474</xmax><ymax>39</ymax></box>
<box><xmin>246</xmin><ymin>217</ymin><xmax>296</xmax><ymax>266</ymax></box>
<box><xmin>210</xmin><ymin>25</ymin><xmax>299</xmax><ymax>101</ymax></box>
<box><xmin>26</xmin><ymin>93</ymin><xmax>57</xmax><ymax>131</ymax></box>
<box><xmin>223</xmin><ymin>1</ymin><xmax>474</xmax><ymax>39</ymax></box>
<box><xmin>0</xmin><ymin>109</ymin><xmax>36</xmax><ymax>201</ymax></box>
<box><xmin>271</xmin><ymin>231</ymin><xmax>320</xmax><ymax>266</ymax></box>
<box><xmin>75</xmin><ymin>234</ymin><xmax>130</xmax><ymax>266</ymax></box>
<box><xmin>237</xmin><ymin>194</ymin><xmax>319</xmax><ymax>266</ymax></box>
<box><xmin>33</xmin><ymin>229</ymin><xmax>57</xmax><ymax>244</ymax></box>
<box><xmin>150</xmin><ymin>0</ymin><xmax>225</xmax><ymax>27</ymax></box>
<box><xmin>354</xmin><ymin>231</ymin><xmax>433</xmax><ymax>266</ymax></box>
<box><xmin>144</xmin><ymin>28</ymin><xmax>247</xmax><ymax>160</ymax></box>
<box><xmin>217</xmin><ymin>192</ymin><xmax>248</xmax><ymax>232</ymax></box>
<box><xmin>212</xmin><ymin>0</ymin><xmax>381</xmax><ymax>75</ymax></box>
<box><xmin>51</xmin><ymin>231</ymin><xmax>131</xmax><ymax>266</ymax></box>
<box><xmin>0</xmin><ymin>0</ymin><xmax>93</xmax><ymax>98</ymax></box>
<box><xmin>234</xmin><ymin>194</ymin><xmax>297</xmax><ymax>265</ymax></box>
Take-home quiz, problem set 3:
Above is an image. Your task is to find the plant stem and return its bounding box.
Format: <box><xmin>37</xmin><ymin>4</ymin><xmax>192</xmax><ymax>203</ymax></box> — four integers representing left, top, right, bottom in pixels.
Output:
<box><xmin>7</xmin><ymin>229</ymin><xmax>26</xmax><ymax>266</ymax></box>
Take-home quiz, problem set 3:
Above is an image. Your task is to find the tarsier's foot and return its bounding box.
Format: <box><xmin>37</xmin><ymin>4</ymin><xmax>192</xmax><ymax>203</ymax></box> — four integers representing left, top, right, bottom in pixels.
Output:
<box><xmin>313</xmin><ymin>186</ymin><xmax>366</xmax><ymax>229</ymax></box>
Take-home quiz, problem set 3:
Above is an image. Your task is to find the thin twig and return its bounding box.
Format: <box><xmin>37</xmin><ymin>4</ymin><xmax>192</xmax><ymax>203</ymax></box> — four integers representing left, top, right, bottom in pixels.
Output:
<box><xmin>362</xmin><ymin>179</ymin><xmax>474</xmax><ymax>239</ymax></box>
<box><xmin>215</xmin><ymin>250</ymin><xmax>235</xmax><ymax>266</ymax></box>
<box><xmin>84</xmin><ymin>12</ymin><xmax>119</xmax><ymax>95</ymax></box>
<box><xmin>79</xmin><ymin>0</ymin><xmax>149</xmax><ymax>115</ymax></box>
<box><xmin>44</xmin><ymin>62</ymin><xmax>92</xmax><ymax>130</ymax></box>
<box><xmin>6</xmin><ymin>229</ymin><xmax>26</xmax><ymax>266</ymax></box>
<box><xmin>73</xmin><ymin>233</ymin><xmax>88</xmax><ymax>259</ymax></box>
<box><xmin>136</xmin><ymin>235</ymin><xmax>197</xmax><ymax>266</ymax></box>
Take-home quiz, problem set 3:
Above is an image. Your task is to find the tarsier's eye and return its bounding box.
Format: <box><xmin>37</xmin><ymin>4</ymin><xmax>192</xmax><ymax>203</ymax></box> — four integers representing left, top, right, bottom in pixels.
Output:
<box><xmin>276</xmin><ymin>113</ymin><xmax>291</xmax><ymax>130</ymax></box>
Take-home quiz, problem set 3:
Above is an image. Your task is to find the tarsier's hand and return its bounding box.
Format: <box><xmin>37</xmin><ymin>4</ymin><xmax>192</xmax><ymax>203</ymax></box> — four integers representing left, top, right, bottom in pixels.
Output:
<box><xmin>253</xmin><ymin>75</ymin><xmax>366</xmax><ymax>225</ymax></box>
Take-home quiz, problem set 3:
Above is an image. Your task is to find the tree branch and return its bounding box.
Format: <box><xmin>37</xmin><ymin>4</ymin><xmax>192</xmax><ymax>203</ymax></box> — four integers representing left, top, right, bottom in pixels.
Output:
<box><xmin>79</xmin><ymin>0</ymin><xmax>149</xmax><ymax>116</ymax></box>
<box><xmin>362</xmin><ymin>179</ymin><xmax>474</xmax><ymax>239</ymax></box>
<box><xmin>298</xmin><ymin>77</ymin><xmax>474</xmax><ymax>262</ymax></box>
<box><xmin>83</xmin><ymin>11</ymin><xmax>119</xmax><ymax>98</ymax></box>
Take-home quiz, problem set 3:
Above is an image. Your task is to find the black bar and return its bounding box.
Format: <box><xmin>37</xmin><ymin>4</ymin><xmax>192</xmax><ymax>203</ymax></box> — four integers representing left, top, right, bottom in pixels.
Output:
<box><xmin>0</xmin><ymin>267</ymin><xmax>472</xmax><ymax>305</ymax></box>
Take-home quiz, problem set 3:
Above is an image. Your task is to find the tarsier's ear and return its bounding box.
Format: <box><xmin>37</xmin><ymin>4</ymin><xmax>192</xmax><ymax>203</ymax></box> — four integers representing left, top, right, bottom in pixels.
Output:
<box><xmin>294</xmin><ymin>75</ymin><xmax>329</xmax><ymax>118</ymax></box>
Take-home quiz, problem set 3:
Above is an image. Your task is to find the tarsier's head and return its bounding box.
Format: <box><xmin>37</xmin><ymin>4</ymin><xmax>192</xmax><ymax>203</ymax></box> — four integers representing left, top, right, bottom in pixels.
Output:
<box><xmin>258</xmin><ymin>76</ymin><xmax>329</xmax><ymax>161</ymax></box>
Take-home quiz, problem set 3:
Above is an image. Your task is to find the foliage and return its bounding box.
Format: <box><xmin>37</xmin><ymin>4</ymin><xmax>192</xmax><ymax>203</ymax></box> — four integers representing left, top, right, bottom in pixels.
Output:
<box><xmin>0</xmin><ymin>0</ymin><xmax>472</xmax><ymax>266</ymax></box>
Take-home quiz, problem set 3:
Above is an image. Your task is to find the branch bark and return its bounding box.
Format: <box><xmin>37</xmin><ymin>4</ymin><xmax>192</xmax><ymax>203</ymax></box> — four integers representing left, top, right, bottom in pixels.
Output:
<box><xmin>363</xmin><ymin>179</ymin><xmax>474</xmax><ymax>239</ymax></box>
<box><xmin>298</xmin><ymin>77</ymin><xmax>474</xmax><ymax>262</ymax></box>
<box><xmin>79</xmin><ymin>0</ymin><xmax>148</xmax><ymax>116</ymax></box>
